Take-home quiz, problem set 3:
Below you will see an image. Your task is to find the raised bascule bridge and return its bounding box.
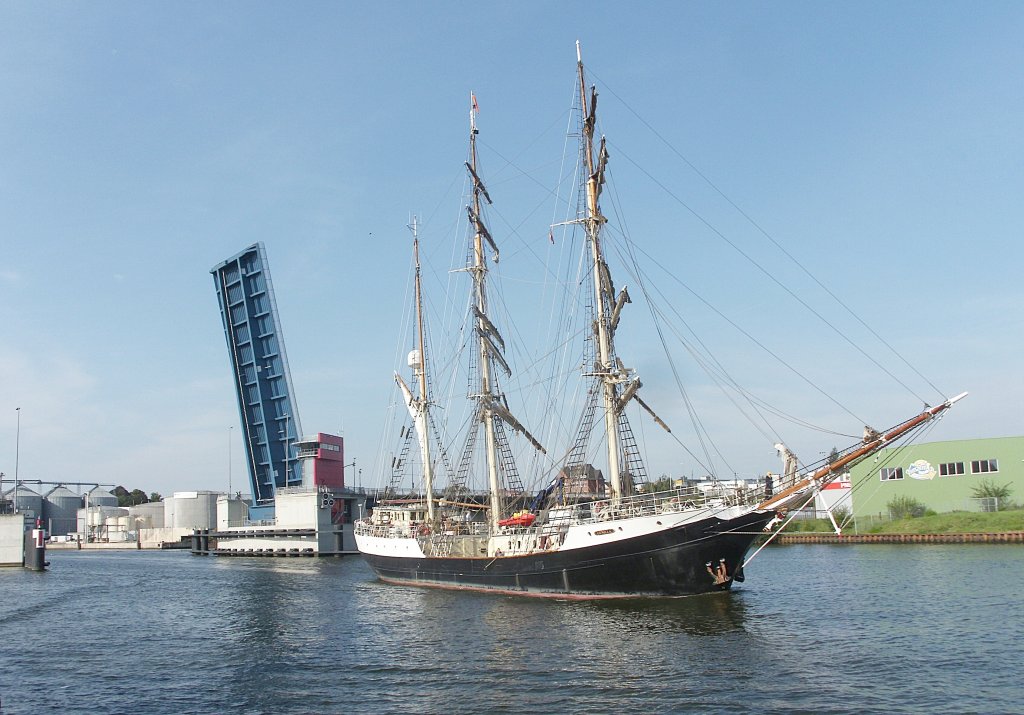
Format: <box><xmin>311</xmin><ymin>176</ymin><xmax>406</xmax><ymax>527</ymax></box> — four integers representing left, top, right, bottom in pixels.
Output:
<box><xmin>206</xmin><ymin>242</ymin><xmax>366</xmax><ymax>557</ymax></box>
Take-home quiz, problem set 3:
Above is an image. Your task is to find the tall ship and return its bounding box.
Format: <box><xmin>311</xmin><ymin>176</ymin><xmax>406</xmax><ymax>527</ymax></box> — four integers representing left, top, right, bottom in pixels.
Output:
<box><xmin>354</xmin><ymin>45</ymin><xmax>965</xmax><ymax>598</ymax></box>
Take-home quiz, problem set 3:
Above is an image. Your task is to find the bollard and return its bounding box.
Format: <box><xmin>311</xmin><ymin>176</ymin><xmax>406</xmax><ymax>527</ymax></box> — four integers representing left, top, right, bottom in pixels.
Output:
<box><xmin>24</xmin><ymin>519</ymin><xmax>47</xmax><ymax>571</ymax></box>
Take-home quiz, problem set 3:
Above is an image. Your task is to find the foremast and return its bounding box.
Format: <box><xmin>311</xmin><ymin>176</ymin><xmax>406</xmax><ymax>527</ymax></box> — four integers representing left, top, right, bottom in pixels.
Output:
<box><xmin>577</xmin><ymin>42</ymin><xmax>640</xmax><ymax>505</ymax></box>
<box><xmin>395</xmin><ymin>217</ymin><xmax>436</xmax><ymax>521</ymax></box>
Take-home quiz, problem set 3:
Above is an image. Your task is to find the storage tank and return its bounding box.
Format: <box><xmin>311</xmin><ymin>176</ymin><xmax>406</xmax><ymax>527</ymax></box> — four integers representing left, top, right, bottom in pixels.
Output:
<box><xmin>171</xmin><ymin>491</ymin><xmax>219</xmax><ymax>529</ymax></box>
<box><xmin>128</xmin><ymin>501</ymin><xmax>165</xmax><ymax>529</ymax></box>
<box><xmin>106</xmin><ymin>515</ymin><xmax>130</xmax><ymax>541</ymax></box>
<box><xmin>77</xmin><ymin>506</ymin><xmax>127</xmax><ymax>537</ymax></box>
<box><xmin>5</xmin><ymin>485</ymin><xmax>43</xmax><ymax>518</ymax></box>
<box><xmin>43</xmin><ymin>486</ymin><xmax>82</xmax><ymax>536</ymax></box>
<box><xmin>163</xmin><ymin>496</ymin><xmax>176</xmax><ymax>529</ymax></box>
<box><xmin>86</xmin><ymin>487</ymin><xmax>119</xmax><ymax>507</ymax></box>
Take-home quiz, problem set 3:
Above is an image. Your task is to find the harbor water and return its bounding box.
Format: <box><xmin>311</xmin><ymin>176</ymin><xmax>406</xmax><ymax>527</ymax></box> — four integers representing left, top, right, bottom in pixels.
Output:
<box><xmin>1</xmin><ymin>544</ymin><xmax>1020</xmax><ymax>714</ymax></box>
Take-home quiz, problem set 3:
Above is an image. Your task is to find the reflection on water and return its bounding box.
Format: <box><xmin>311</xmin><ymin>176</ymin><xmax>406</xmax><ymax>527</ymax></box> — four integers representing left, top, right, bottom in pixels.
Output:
<box><xmin>0</xmin><ymin>547</ymin><xmax>1021</xmax><ymax>714</ymax></box>
<box><xmin>583</xmin><ymin>591</ymin><xmax>748</xmax><ymax>636</ymax></box>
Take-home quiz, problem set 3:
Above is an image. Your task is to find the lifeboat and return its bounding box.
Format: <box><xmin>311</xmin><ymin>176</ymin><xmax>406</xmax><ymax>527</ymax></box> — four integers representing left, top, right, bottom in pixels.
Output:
<box><xmin>498</xmin><ymin>511</ymin><xmax>536</xmax><ymax>528</ymax></box>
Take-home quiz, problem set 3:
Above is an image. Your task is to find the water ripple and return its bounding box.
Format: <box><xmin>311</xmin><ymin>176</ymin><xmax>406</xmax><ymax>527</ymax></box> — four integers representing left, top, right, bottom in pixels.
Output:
<box><xmin>0</xmin><ymin>545</ymin><xmax>1019</xmax><ymax>714</ymax></box>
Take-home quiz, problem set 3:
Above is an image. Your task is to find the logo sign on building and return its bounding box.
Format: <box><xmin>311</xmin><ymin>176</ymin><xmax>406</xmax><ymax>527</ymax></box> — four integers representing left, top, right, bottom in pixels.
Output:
<box><xmin>907</xmin><ymin>459</ymin><xmax>936</xmax><ymax>480</ymax></box>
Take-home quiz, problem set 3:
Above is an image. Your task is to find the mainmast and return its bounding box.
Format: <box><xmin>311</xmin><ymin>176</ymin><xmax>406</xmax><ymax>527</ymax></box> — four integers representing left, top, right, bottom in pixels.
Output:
<box><xmin>577</xmin><ymin>42</ymin><xmax>626</xmax><ymax>504</ymax></box>
<box><xmin>467</xmin><ymin>94</ymin><xmax>504</xmax><ymax>531</ymax></box>
<box><xmin>396</xmin><ymin>217</ymin><xmax>436</xmax><ymax>520</ymax></box>
<box><xmin>463</xmin><ymin>93</ymin><xmax>546</xmax><ymax>531</ymax></box>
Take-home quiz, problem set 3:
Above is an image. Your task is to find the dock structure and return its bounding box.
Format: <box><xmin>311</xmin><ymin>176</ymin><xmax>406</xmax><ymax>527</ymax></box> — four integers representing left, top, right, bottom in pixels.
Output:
<box><xmin>190</xmin><ymin>488</ymin><xmax>365</xmax><ymax>557</ymax></box>
<box><xmin>0</xmin><ymin>514</ymin><xmax>46</xmax><ymax>570</ymax></box>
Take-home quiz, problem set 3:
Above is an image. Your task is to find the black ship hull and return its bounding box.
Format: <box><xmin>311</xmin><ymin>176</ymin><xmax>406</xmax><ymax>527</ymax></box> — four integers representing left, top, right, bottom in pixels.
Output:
<box><xmin>360</xmin><ymin>510</ymin><xmax>774</xmax><ymax>599</ymax></box>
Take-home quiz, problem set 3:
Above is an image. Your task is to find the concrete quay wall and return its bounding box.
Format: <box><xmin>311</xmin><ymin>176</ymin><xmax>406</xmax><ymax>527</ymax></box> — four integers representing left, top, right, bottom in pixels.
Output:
<box><xmin>0</xmin><ymin>515</ymin><xmax>26</xmax><ymax>566</ymax></box>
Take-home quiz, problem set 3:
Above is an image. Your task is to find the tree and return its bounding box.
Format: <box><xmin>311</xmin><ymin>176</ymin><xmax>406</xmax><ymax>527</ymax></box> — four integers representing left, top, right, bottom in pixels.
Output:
<box><xmin>644</xmin><ymin>476</ymin><xmax>674</xmax><ymax>493</ymax></box>
<box><xmin>149</xmin><ymin>492</ymin><xmax>163</xmax><ymax>503</ymax></box>
<box><xmin>114</xmin><ymin>486</ymin><xmax>157</xmax><ymax>506</ymax></box>
<box><xmin>887</xmin><ymin>494</ymin><xmax>926</xmax><ymax>519</ymax></box>
<box><xmin>970</xmin><ymin>479</ymin><xmax>1013</xmax><ymax>511</ymax></box>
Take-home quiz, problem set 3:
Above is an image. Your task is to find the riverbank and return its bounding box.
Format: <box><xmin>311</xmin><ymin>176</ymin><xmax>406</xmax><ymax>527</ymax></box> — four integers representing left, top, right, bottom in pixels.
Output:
<box><xmin>785</xmin><ymin>508</ymin><xmax>1024</xmax><ymax>535</ymax></box>
<box><xmin>775</xmin><ymin>531</ymin><xmax>1024</xmax><ymax>544</ymax></box>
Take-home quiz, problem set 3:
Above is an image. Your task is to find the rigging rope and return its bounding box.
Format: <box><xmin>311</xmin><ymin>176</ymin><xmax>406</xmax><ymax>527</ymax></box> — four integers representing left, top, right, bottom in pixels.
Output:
<box><xmin>588</xmin><ymin>68</ymin><xmax>945</xmax><ymax>404</ymax></box>
<box><xmin>610</xmin><ymin>140</ymin><xmax>935</xmax><ymax>410</ymax></box>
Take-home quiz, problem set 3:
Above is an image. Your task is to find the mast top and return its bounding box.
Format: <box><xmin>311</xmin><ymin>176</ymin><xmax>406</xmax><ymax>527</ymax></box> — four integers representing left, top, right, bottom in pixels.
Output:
<box><xmin>576</xmin><ymin>40</ymin><xmax>581</xmax><ymax>63</ymax></box>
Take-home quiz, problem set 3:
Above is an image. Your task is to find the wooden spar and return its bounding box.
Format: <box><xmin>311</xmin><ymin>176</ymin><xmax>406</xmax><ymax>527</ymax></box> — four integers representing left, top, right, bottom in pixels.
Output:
<box><xmin>382</xmin><ymin>498</ymin><xmax>488</xmax><ymax>510</ymax></box>
<box><xmin>472</xmin><ymin>306</ymin><xmax>505</xmax><ymax>350</ymax></box>
<box><xmin>757</xmin><ymin>392</ymin><xmax>968</xmax><ymax>511</ymax></box>
<box><xmin>437</xmin><ymin>499</ymin><xmax>490</xmax><ymax>510</ymax></box>
<box><xmin>634</xmin><ymin>394</ymin><xmax>671</xmax><ymax>433</ymax></box>
<box><xmin>464</xmin><ymin>162</ymin><xmax>492</xmax><ymax>204</ymax></box>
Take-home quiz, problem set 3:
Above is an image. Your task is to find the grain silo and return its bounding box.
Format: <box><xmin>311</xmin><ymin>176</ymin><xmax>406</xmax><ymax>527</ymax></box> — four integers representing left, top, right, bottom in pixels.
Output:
<box><xmin>43</xmin><ymin>486</ymin><xmax>82</xmax><ymax>535</ymax></box>
<box><xmin>5</xmin><ymin>485</ymin><xmax>43</xmax><ymax>518</ymax></box>
<box><xmin>86</xmin><ymin>487</ymin><xmax>119</xmax><ymax>508</ymax></box>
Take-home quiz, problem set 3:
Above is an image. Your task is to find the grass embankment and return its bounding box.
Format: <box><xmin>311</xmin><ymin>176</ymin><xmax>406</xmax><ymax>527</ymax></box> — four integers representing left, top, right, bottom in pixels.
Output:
<box><xmin>784</xmin><ymin>509</ymin><xmax>1024</xmax><ymax>535</ymax></box>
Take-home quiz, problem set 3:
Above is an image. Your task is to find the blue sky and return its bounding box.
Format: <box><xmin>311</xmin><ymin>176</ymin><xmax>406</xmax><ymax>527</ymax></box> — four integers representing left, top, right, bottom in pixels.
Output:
<box><xmin>1</xmin><ymin>2</ymin><xmax>1021</xmax><ymax>498</ymax></box>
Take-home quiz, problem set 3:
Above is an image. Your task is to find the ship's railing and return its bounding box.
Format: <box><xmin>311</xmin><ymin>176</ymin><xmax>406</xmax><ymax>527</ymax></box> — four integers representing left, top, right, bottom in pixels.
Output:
<box><xmin>355</xmin><ymin>520</ymin><xmax>411</xmax><ymax>538</ymax></box>
<box><xmin>354</xmin><ymin>485</ymin><xmax>765</xmax><ymax>538</ymax></box>
<box><xmin>354</xmin><ymin>517</ymin><xmax>489</xmax><ymax>539</ymax></box>
<box><xmin>567</xmin><ymin>485</ymin><xmax>764</xmax><ymax>525</ymax></box>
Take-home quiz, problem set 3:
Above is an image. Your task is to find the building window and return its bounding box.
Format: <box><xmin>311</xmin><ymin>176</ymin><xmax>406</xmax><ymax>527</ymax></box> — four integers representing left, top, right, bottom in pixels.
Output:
<box><xmin>971</xmin><ymin>459</ymin><xmax>999</xmax><ymax>474</ymax></box>
<box><xmin>880</xmin><ymin>467</ymin><xmax>904</xmax><ymax>481</ymax></box>
<box><xmin>939</xmin><ymin>462</ymin><xmax>965</xmax><ymax>477</ymax></box>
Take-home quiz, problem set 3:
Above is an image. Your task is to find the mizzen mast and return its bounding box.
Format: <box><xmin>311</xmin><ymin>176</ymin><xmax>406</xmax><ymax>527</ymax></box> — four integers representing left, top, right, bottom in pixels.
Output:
<box><xmin>395</xmin><ymin>217</ymin><xmax>436</xmax><ymax>521</ymax></box>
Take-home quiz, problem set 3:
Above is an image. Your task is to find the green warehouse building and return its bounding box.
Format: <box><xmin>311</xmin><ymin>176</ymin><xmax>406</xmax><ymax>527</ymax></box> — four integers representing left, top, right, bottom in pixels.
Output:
<box><xmin>848</xmin><ymin>435</ymin><xmax>1024</xmax><ymax>519</ymax></box>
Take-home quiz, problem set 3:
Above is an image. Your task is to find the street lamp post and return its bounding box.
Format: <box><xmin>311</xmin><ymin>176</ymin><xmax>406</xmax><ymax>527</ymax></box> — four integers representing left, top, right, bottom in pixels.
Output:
<box><xmin>14</xmin><ymin>407</ymin><xmax>21</xmax><ymax>512</ymax></box>
<box><xmin>282</xmin><ymin>414</ymin><xmax>290</xmax><ymax>490</ymax></box>
<box><xmin>228</xmin><ymin>425</ymin><xmax>233</xmax><ymax>496</ymax></box>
